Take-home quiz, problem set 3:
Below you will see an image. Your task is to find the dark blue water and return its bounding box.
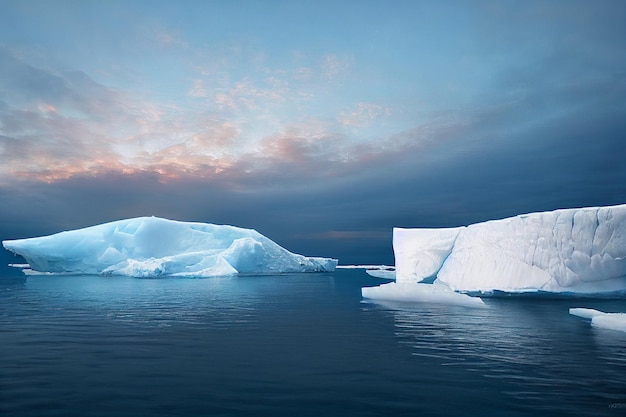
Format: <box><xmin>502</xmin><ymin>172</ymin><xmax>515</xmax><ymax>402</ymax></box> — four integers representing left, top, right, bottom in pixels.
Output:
<box><xmin>1</xmin><ymin>270</ymin><xmax>625</xmax><ymax>417</ymax></box>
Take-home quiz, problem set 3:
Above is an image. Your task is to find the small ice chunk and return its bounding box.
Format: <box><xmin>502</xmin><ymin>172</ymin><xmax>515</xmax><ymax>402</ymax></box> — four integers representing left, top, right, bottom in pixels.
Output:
<box><xmin>366</xmin><ymin>269</ymin><xmax>396</xmax><ymax>280</ymax></box>
<box><xmin>361</xmin><ymin>282</ymin><xmax>486</xmax><ymax>308</ymax></box>
<box><xmin>592</xmin><ymin>314</ymin><xmax>626</xmax><ymax>332</ymax></box>
<box><xmin>569</xmin><ymin>308</ymin><xmax>626</xmax><ymax>333</ymax></box>
<box><xmin>568</xmin><ymin>308</ymin><xmax>606</xmax><ymax>319</ymax></box>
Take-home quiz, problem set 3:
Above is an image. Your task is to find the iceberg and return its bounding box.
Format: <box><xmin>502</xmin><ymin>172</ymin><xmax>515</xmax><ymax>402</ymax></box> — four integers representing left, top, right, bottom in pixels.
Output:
<box><xmin>570</xmin><ymin>308</ymin><xmax>626</xmax><ymax>333</ymax></box>
<box><xmin>394</xmin><ymin>204</ymin><xmax>626</xmax><ymax>293</ymax></box>
<box><xmin>2</xmin><ymin>217</ymin><xmax>337</xmax><ymax>277</ymax></box>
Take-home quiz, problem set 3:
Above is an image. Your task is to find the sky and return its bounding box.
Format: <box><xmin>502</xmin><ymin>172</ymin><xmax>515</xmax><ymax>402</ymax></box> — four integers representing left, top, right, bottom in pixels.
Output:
<box><xmin>1</xmin><ymin>0</ymin><xmax>625</xmax><ymax>272</ymax></box>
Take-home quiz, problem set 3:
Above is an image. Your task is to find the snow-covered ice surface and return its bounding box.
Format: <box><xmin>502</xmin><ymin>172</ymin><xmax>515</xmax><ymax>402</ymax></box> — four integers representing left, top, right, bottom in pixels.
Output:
<box><xmin>2</xmin><ymin>217</ymin><xmax>337</xmax><ymax>277</ymax></box>
<box><xmin>362</xmin><ymin>282</ymin><xmax>486</xmax><ymax>308</ymax></box>
<box><xmin>393</xmin><ymin>227</ymin><xmax>463</xmax><ymax>283</ymax></box>
<box><xmin>394</xmin><ymin>204</ymin><xmax>626</xmax><ymax>293</ymax></box>
<box><xmin>569</xmin><ymin>308</ymin><xmax>626</xmax><ymax>333</ymax></box>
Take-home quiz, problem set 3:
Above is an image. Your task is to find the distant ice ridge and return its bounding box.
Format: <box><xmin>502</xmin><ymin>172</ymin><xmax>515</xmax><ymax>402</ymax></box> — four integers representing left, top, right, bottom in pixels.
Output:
<box><xmin>569</xmin><ymin>308</ymin><xmax>626</xmax><ymax>333</ymax></box>
<box><xmin>337</xmin><ymin>264</ymin><xmax>396</xmax><ymax>280</ymax></box>
<box><xmin>2</xmin><ymin>217</ymin><xmax>337</xmax><ymax>277</ymax></box>
<box><xmin>394</xmin><ymin>204</ymin><xmax>626</xmax><ymax>293</ymax></box>
<box><xmin>336</xmin><ymin>265</ymin><xmax>394</xmax><ymax>270</ymax></box>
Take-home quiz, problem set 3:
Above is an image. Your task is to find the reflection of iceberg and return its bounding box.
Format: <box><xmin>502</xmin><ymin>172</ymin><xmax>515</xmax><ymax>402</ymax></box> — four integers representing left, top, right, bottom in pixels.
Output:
<box><xmin>2</xmin><ymin>217</ymin><xmax>337</xmax><ymax>277</ymax></box>
<box><xmin>569</xmin><ymin>308</ymin><xmax>626</xmax><ymax>333</ymax></box>
<box><xmin>394</xmin><ymin>204</ymin><xmax>626</xmax><ymax>293</ymax></box>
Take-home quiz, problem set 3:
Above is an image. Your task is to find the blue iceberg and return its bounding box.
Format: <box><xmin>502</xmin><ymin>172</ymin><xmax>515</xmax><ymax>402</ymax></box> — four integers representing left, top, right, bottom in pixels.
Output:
<box><xmin>2</xmin><ymin>217</ymin><xmax>338</xmax><ymax>277</ymax></box>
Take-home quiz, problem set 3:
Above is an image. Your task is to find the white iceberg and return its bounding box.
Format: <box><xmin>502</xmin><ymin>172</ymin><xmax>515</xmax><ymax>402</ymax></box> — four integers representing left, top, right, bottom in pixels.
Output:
<box><xmin>393</xmin><ymin>204</ymin><xmax>626</xmax><ymax>293</ymax></box>
<box><xmin>361</xmin><ymin>282</ymin><xmax>486</xmax><ymax>308</ymax></box>
<box><xmin>569</xmin><ymin>308</ymin><xmax>626</xmax><ymax>333</ymax></box>
<box><xmin>2</xmin><ymin>217</ymin><xmax>337</xmax><ymax>277</ymax></box>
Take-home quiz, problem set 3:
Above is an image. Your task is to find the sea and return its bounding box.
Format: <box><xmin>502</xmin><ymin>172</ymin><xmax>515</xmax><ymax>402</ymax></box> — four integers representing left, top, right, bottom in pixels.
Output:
<box><xmin>1</xmin><ymin>269</ymin><xmax>625</xmax><ymax>417</ymax></box>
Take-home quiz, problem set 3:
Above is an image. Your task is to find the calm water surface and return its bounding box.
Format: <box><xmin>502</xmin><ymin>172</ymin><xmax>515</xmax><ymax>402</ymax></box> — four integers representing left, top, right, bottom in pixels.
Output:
<box><xmin>1</xmin><ymin>270</ymin><xmax>625</xmax><ymax>416</ymax></box>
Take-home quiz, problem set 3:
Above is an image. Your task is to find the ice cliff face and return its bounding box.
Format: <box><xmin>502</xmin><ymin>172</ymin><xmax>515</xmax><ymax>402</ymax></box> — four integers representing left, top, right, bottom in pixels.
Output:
<box><xmin>2</xmin><ymin>217</ymin><xmax>337</xmax><ymax>277</ymax></box>
<box><xmin>394</xmin><ymin>205</ymin><xmax>626</xmax><ymax>293</ymax></box>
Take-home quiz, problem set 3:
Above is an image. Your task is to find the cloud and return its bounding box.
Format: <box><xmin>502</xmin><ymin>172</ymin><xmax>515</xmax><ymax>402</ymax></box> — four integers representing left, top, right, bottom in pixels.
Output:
<box><xmin>214</xmin><ymin>93</ymin><xmax>238</xmax><ymax>111</ymax></box>
<box><xmin>321</xmin><ymin>54</ymin><xmax>351</xmax><ymax>79</ymax></box>
<box><xmin>293</xmin><ymin>66</ymin><xmax>313</xmax><ymax>80</ymax></box>
<box><xmin>338</xmin><ymin>102</ymin><xmax>392</xmax><ymax>127</ymax></box>
<box><xmin>0</xmin><ymin>48</ymin><xmax>123</xmax><ymax>121</ymax></box>
<box><xmin>0</xmin><ymin>47</ymin><xmax>248</xmax><ymax>182</ymax></box>
<box><xmin>1</xmin><ymin>1</ymin><xmax>625</xmax><ymax>197</ymax></box>
<box><xmin>188</xmin><ymin>79</ymin><xmax>207</xmax><ymax>98</ymax></box>
<box><xmin>213</xmin><ymin>77</ymin><xmax>288</xmax><ymax>111</ymax></box>
<box><xmin>154</xmin><ymin>29</ymin><xmax>189</xmax><ymax>49</ymax></box>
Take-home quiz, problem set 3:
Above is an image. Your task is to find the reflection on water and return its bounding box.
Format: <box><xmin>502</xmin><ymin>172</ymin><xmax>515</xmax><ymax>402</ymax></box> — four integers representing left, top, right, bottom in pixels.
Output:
<box><xmin>5</xmin><ymin>274</ymin><xmax>337</xmax><ymax>328</ymax></box>
<box><xmin>364</xmin><ymin>297</ymin><xmax>626</xmax><ymax>415</ymax></box>
<box><xmin>1</xmin><ymin>271</ymin><xmax>626</xmax><ymax>417</ymax></box>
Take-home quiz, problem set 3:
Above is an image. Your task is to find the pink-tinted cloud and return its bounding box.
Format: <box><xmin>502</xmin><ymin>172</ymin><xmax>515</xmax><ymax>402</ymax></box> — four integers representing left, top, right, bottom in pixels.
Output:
<box><xmin>213</xmin><ymin>77</ymin><xmax>288</xmax><ymax>111</ymax></box>
<box><xmin>0</xmin><ymin>46</ymin><xmax>485</xmax><ymax>188</ymax></box>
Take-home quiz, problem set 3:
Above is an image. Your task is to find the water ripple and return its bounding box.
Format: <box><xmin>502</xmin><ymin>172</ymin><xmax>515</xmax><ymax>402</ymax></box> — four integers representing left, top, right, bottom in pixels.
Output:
<box><xmin>1</xmin><ymin>272</ymin><xmax>625</xmax><ymax>417</ymax></box>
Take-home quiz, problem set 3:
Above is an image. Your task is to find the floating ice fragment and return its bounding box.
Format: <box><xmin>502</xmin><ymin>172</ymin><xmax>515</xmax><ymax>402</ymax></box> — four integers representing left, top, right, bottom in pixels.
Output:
<box><xmin>365</xmin><ymin>269</ymin><xmax>396</xmax><ymax>280</ymax></box>
<box><xmin>569</xmin><ymin>308</ymin><xmax>606</xmax><ymax>320</ymax></box>
<box><xmin>569</xmin><ymin>308</ymin><xmax>626</xmax><ymax>333</ymax></box>
<box><xmin>361</xmin><ymin>282</ymin><xmax>486</xmax><ymax>308</ymax></box>
<box><xmin>592</xmin><ymin>314</ymin><xmax>626</xmax><ymax>333</ymax></box>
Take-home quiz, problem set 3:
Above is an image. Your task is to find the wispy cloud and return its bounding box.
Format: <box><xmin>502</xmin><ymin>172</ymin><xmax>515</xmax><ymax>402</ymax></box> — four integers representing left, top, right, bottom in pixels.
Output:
<box><xmin>188</xmin><ymin>79</ymin><xmax>207</xmax><ymax>98</ymax></box>
<box><xmin>154</xmin><ymin>29</ymin><xmax>189</xmax><ymax>49</ymax></box>
<box><xmin>213</xmin><ymin>77</ymin><xmax>287</xmax><ymax>111</ymax></box>
<box><xmin>293</xmin><ymin>66</ymin><xmax>313</xmax><ymax>81</ymax></box>
<box><xmin>321</xmin><ymin>54</ymin><xmax>351</xmax><ymax>79</ymax></box>
<box><xmin>338</xmin><ymin>102</ymin><xmax>392</xmax><ymax>127</ymax></box>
